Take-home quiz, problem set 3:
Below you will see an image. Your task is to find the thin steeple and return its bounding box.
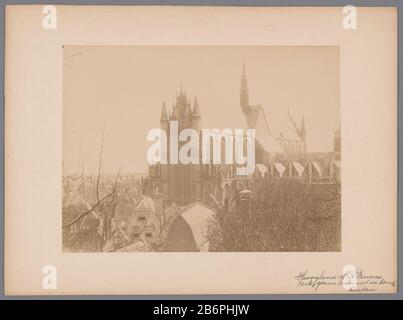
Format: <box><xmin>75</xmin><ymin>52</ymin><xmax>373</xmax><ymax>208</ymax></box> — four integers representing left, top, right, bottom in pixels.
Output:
<box><xmin>160</xmin><ymin>101</ymin><xmax>168</xmax><ymax>122</ymax></box>
<box><xmin>170</xmin><ymin>103</ymin><xmax>176</xmax><ymax>120</ymax></box>
<box><xmin>192</xmin><ymin>96</ymin><xmax>201</xmax><ymax>117</ymax></box>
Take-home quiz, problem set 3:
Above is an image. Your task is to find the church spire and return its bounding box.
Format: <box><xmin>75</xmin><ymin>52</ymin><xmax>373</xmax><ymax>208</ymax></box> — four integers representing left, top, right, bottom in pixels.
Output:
<box><xmin>192</xmin><ymin>96</ymin><xmax>201</xmax><ymax>117</ymax></box>
<box><xmin>160</xmin><ymin>101</ymin><xmax>168</xmax><ymax>122</ymax></box>
<box><xmin>192</xmin><ymin>96</ymin><xmax>201</xmax><ymax>131</ymax></box>
<box><xmin>240</xmin><ymin>60</ymin><xmax>250</xmax><ymax>113</ymax></box>
<box><xmin>160</xmin><ymin>101</ymin><xmax>169</xmax><ymax>132</ymax></box>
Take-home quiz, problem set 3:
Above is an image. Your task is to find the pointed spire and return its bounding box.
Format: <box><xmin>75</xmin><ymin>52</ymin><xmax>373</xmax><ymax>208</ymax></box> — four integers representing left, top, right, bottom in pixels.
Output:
<box><xmin>160</xmin><ymin>101</ymin><xmax>168</xmax><ymax>122</ymax></box>
<box><xmin>240</xmin><ymin>59</ymin><xmax>249</xmax><ymax>112</ymax></box>
<box><xmin>184</xmin><ymin>99</ymin><xmax>192</xmax><ymax>119</ymax></box>
<box><xmin>170</xmin><ymin>103</ymin><xmax>176</xmax><ymax>120</ymax></box>
<box><xmin>192</xmin><ymin>96</ymin><xmax>201</xmax><ymax>117</ymax></box>
<box><xmin>300</xmin><ymin>116</ymin><xmax>306</xmax><ymax>136</ymax></box>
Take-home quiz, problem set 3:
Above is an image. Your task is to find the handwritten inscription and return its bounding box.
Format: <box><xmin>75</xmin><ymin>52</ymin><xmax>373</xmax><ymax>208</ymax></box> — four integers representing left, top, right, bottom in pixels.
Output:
<box><xmin>294</xmin><ymin>269</ymin><xmax>395</xmax><ymax>293</ymax></box>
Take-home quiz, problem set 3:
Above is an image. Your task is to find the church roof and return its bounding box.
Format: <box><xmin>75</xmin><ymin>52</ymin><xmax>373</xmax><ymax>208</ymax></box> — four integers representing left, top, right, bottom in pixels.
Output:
<box><xmin>242</xmin><ymin>104</ymin><xmax>284</xmax><ymax>153</ymax></box>
<box><xmin>240</xmin><ymin>62</ymin><xmax>303</xmax><ymax>152</ymax></box>
<box><xmin>255</xmin><ymin>163</ymin><xmax>268</xmax><ymax>177</ymax></box>
<box><xmin>291</xmin><ymin>162</ymin><xmax>305</xmax><ymax>176</ymax></box>
<box><xmin>273</xmin><ymin>162</ymin><xmax>286</xmax><ymax>176</ymax></box>
<box><xmin>256</xmin><ymin>132</ymin><xmax>284</xmax><ymax>153</ymax></box>
<box><xmin>244</xmin><ymin>105</ymin><xmax>264</xmax><ymax>129</ymax></box>
<box><xmin>272</xmin><ymin>114</ymin><xmax>302</xmax><ymax>142</ymax></box>
<box><xmin>311</xmin><ymin>161</ymin><xmax>322</xmax><ymax>175</ymax></box>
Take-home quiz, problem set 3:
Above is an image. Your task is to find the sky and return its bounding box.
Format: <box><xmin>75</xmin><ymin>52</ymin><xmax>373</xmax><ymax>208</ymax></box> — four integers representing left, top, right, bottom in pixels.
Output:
<box><xmin>63</xmin><ymin>46</ymin><xmax>340</xmax><ymax>175</ymax></box>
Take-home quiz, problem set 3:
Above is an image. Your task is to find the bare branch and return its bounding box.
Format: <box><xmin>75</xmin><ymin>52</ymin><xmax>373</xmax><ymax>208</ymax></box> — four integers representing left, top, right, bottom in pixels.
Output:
<box><xmin>63</xmin><ymin>173</ymin><xmax>83</xmax><ymax>182</ymax></box>
<box><xmin>62</xmin><ymin>191</ymin><xmax>114</xmax><ymax>229</ymax></box>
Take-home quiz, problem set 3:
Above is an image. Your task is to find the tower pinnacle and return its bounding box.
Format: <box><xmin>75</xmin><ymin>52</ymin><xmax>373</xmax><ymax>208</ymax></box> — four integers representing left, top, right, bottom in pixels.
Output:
<box><xmin>240</xmin><ymin>60</ymin><xmax>250</xmax><ymax>113</ymax></box>
<box><xmin>160</xmin><ymin>101</ymin><xmax>168</xmax><ymax>122</ymax></box>
<box><xmin>192</xmin><ymin>96</ymin><xmax>201</xmax><ymax>117</ymax></box>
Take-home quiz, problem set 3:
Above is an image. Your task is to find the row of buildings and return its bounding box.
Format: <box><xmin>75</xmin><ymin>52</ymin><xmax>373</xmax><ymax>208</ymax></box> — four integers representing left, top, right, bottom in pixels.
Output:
<box><xmin>145</xmin><ymin>63</ymin><xmax>341</xmax><ymax>209</ymax></box>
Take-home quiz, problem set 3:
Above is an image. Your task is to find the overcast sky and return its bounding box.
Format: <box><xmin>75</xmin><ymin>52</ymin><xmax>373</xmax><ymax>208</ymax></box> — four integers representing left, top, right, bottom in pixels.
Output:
<box><xmin>63</xmin><ymin>46</ymin><xmax>340</xmax><ymax>175</ymax></box>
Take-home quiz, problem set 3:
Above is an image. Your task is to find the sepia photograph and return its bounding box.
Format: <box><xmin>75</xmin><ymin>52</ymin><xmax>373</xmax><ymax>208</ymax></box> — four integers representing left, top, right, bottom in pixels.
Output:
<box><xmin>62</xmin><ymin>46</ymin><xmax>341</xmax><ymax>253</ymax></box>
<box><xmin>4</xmin><ymin>4</ymin><xmax>397</xmax><ymax>296</ymax></box>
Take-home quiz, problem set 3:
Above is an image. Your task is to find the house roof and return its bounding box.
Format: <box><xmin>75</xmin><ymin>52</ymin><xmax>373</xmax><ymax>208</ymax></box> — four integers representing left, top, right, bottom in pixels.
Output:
<box><xmin>245</xmin><ymin>105</ymin><xmax>267</xmax><ymax>130</ymax></box>
<box><xmin>177</xmin><ymin>202</ymin><xmax>217</xmax><ymax>251</ymax></box>
<box><xmin>273</xmin><ymin>115</ymin><xmax>302</xmax><ymax>142</ymax></box>
<box><xmin>255</xmin><ymin>164</ymin><xmax>268</xmax><ymax>177</ymax></box>
<box><xmin>311</xmin><ymin>161</ymin><xmax>322</xmax><ymax>175</ymax></box>
<box><xmin>135</xmin><ymin>196</ymin><xmax>156</xmax><ymax>213</ymax></box>
<box><xmin>256</xmin><ymin>133</ymin><xmax>284</xmax><ymax>153</ymax></box>
<box><xmin>273</xmin><ymin>162</ymin><xmax>286</xmax><ymax>176</ymax></box>
<box><xmin>292</xmin><ymin>162</ymin><xmax>305</xmax><ymax>176</ymax></box>
<box><xmin>243</xmin><ymin>105</ymin><xmax>286</xmax><ymax>154</ymax></box>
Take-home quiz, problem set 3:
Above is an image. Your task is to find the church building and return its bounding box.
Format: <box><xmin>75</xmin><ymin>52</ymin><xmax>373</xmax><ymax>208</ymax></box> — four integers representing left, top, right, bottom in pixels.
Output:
<box><xmin>146</xmin><ymin>63</ymin><xmax>339</xmax><ymax>211</ymax></box>
<box><xmin>148</xmin><ymin>88</ymin><xmax>216</xmax><ymax>206</ymax></box>
<box><xmin>239</xmin><ymin>62</ymin><xmax>307</xmax><ymax>164</ymax></box>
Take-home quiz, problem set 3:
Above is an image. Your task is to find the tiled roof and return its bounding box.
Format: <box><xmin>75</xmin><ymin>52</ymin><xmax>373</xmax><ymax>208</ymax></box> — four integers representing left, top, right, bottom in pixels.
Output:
<box><xmin>273</xmin><ymin>162</ymin><xmax>286</xmax><ymax>176</ymax></box>
<box><xmin>311</xmin><ymin>161</ymin><xmax>322</xmax><ymax>175</ymax></box>
<box><xmin>292</xmin><ymin>162</ymin><xmax>305</xmax><ymax>176</ymax></box>
<box><xmin>177</xmin><ymin>202</ymin><xmax>217</xmax><ymax>251</ymax></box>
<box><xmin>255</xmin><ymin>164</ymin><xmax>268</xmax><ymax>177</ymax></box>
<box><xmin>135</xmin><ymin>196</ymin><xmax>156</xmax><ymax>213</ymax></box>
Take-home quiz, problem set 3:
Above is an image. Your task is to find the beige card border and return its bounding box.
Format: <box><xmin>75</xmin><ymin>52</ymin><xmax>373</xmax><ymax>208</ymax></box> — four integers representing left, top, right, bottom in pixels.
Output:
<box><xmin>4</xmin><ymin>5</ymin><xmax>397</xmax><ymax>295</ymax></box>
